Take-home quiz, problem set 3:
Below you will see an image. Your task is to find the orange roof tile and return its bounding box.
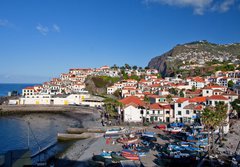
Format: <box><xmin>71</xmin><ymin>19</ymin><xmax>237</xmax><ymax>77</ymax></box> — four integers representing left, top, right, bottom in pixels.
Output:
<box><xmin>192</xmin><ymin>77</ymin><xmax>204</xmax><ymax>82</ymax></box>
<box><xmin>176</xmin><ymin>98</ymin><xmax>189</xmax><ymax>103</ymax></box>
<box><xmin>189</xmin><ymin>97</ymin><xmax>207</xmax><ymax>103</ymax></box>
<box><xmin>149</xmin><ymin>103</ymin><xmax>164</xmax><ymax>109</ymax></box>
<box><xmin>119</xmin><ymin>96</ymin><xmax>145</xmax><ymax>107</ymax></box>
<box><xmin>207</xmin><ymin>95</ymin><xmax>228</xmax><ymax>100</ymax></box>
<box><xmin>194</xmin><ymin>105</ymin><xmax>203</xmax><ymax>110</ymax></box>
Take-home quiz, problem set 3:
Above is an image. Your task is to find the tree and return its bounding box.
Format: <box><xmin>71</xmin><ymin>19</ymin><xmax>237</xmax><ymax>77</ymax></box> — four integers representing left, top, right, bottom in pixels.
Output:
<box><xmin>166</xmin><ymin>94</ymin><xmax>173</xmax><ymax>103</ymax></box>
<box><xmin>169</xmin><ymin>88</ymin><xmax>178</xmax><ymax>95</ymax></box>
<box><xmin>104</xmin><ymin>98</ymin><xmax>123</xmax><ymax>117</ymax></box>
<box><xmin>230</xmin><ymin>99</ymin><xmax>240</xmax><ymax>118</ymax></box>
<box><xmin>113</xmin><ymin>89</ymin><xmax>121</xmax><ymax>99</ymax></box>
<box><xmin>179</xmin><ymin>90</ymin><xmax>184</xmax><ymax>97</ymax></box>
<box><xmin>144</xmin><ymin>66</ymin><xmax>150</xmax><ymax>70</ymax></box>
<box><xmin>215</xmin><ymin>102</ymin><xmax>228</xmax><ymax>144</ymax></box>
<box><xmin>124</xmin><ymin>64</ymin><xmax>131</xmax><ymax>70</ymax></box>
<box><xmin>132</xmin><ymin>65</ymin><xmax>138</xmax><ymax>70</ymax></box>
<box><xmin>201</xmin><ymin>107</ymin><xmax>216</xmax><ymax>156</ymax></box>
<box><xmin>228</xmin><ymin>80</ymin><xmax>234</xmax><ymax>88</ymax></box>
<box><xmin>111</xmin><ymin>64</ymin><xmax>118</xmax><ymax>70</ymax></box>
<box><xmin>191</xmin><ymin>86</ymin><xmax>196</xmax><ymax>92</ymax></box>
<box><xmin>201</xmin><ymin>102</ymin><xmax>228</xmax><ymax>156</ymax></box>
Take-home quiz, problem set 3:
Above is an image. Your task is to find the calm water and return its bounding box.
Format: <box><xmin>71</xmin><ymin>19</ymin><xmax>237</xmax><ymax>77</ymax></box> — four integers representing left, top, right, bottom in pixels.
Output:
<box><xmin>0</xmin><ymin>114</ymin><xmax>81</xmax><ymax>157</ymax></box>
<box><xmin>0</xmin><ymin>83</ymin><xmax>38</xmax><ymax>96</ymax></box>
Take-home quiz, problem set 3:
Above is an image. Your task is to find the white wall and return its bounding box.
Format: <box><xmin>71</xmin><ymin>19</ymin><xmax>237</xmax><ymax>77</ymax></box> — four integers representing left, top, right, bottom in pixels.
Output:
<box><xmin>123</xmin><ymin>105</ymin><xmax>142</xmax><ymax>122</ymax></box>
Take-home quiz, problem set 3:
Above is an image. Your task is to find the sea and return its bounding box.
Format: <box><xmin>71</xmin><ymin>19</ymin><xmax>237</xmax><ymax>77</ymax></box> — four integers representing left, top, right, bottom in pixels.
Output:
<box><xmin>0</xmin><ymin>83</ymin><xmax>83</xmax><ymax>163</ymax></box>
<box><xmin>0</xmin><ymin>114</ymin><xmax>81</xmax><ymax>163</ymax></box>
<box><xmin>0</xmin><ymin>83</ymin><xmax>38</xmax><ymax>97</ymax></box>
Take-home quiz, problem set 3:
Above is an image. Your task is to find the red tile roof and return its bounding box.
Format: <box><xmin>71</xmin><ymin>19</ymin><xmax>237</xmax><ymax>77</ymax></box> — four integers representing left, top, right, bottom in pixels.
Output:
<box><xmin>119</xmin><ymin>96</ymin><xmax>145</xmax><ymax>107</ymax></box>
<box><xmin>176</xmin><ymin>98</ymin><xmax>189</xmax><ymax>103</ymax></box>
<box><xmin>149</xmin><ymin>103</ymin><xmax>163</xmax><ymax>109</ymax></box>
<box><xmin>162</xmin><ymin>105</ymin><xmax>173</xmax><ymax>110</ymax></box>
<box><xmin>194</xmin><ymin>105</ymin><xmax>203</xmax><ymax>110</ymax></box>
<box><xmin>189</xmin><ymin>97</ymin><xmax>207</xmax><ymax>103</ymax></box>
<box><xmin>207</xmin><ymin>95</ymin><xmax>228</xmax><ymax>100</ymax></box>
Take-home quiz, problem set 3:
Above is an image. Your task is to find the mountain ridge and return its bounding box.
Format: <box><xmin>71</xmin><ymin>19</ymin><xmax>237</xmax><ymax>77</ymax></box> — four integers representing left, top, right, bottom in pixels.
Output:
<box><xmin>148</xmin><ymin>40</ymin><xmax>240</xmax><ymax>77</ymax></box>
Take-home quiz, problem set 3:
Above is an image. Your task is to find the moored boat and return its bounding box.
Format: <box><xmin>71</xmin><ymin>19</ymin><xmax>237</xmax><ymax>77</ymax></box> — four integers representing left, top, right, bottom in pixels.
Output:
<box><xmin>111</xmin><ymin>152</ymin><xmax>128</xmax><ymax>161</ymax></box>
<box><xmin>57</xmin><ymin>133</ymin><xmax>92</xmax><ymax>141</ymax></box>
<box><xmin>67</xmin><ymin>127</ymin><xmax>106</xmax><ymax>134</ymax></box>
<box><xmin>105</xmin><ymin>127</ymin><xmax>125</xmax><ymax>134</ymax></box>
<box><xmin>117</xmin><ymin>135</ymin><xmax>139</xmax><ymax>144</ymax></box>
<box><xmin>164</xmin><ymin>127</ymin><xmax>182</xmax><ymax>134</ymax></box>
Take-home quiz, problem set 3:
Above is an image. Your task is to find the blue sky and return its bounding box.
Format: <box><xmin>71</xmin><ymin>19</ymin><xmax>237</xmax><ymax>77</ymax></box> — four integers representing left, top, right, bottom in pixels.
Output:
<box><xmin>0</xmin><ymin>0</ymin><xmax>240</xmax><ymax>83</ymax></box>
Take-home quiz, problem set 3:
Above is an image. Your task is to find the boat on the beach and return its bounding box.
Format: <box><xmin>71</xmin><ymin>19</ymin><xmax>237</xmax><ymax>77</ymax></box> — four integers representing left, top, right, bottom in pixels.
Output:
<box><xmin>121</xmin><ymin>153</ymin><xmax>139</xmax><ymax>160</ymax></box>
<box><xmin>57</xmin><ymin>132</ymin><xmax>92</xmax><ymax>141</ymax></box>
<box><xmin>100</xmin><ymin>151</ymin><xmax>112</xmax><ymax>159</ymax></box>
<box><xmin>164</xmin><ymin>127</ymin><xmax>182</xmax><ymax>134</ymax></box>
<box><xmin>142</xmin><ymin>131</ymin><xmax>156</xmax><ymax>138</ymax></box>
<box><xmin>117</xmin><ymin>134</ymin><xmax>139</xmax><ymax>144</ymax></box>
<box><xmin>111</xmin><ymin>152</ymin><xmax>128</xmax><ymax>161</ymax></box>
<box><xmin>67</xmin><ymin>128</ymin><xmax>106</xmax><ymax>134</ymax></box>
<box><xmin>105</xmin><ymin>127</ymin><xmax>125</xmax><ymax>134</ymax></box>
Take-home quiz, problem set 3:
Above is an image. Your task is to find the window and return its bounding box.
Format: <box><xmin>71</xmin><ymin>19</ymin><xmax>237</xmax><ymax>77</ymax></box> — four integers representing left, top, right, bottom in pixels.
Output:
<box><xmin>206</xmin><ymin>90</ymin><xmax>209</xmax><ymax>93</ymax></box>
<box><xmin>158</xmin><ymin>110</ymin><xmax>160</xmax><ymax>114</ymax></box>
<box><xmin>194</xmin><ymin>110</ymin><xmax>197</xmax><ymax>114</ymax></box>
<box><xmin>178</xmin><ymin>103</ymin><xmax>181</xmax><ymax>107</ymax></box>
<box><xmin>166</xmin><ymin>111</ymin><xmax>170</xmax><ymax>114</ymax></box>
<box><xmin>147</xmin><ymin>111</ymin><xmax>149</xmax><ymax>114</ymax></box>
<box><xmin>152</xmin><ymin>110</ymin><xmax>155</xmax><ymax>114</ymax></box>
<box><xmin>209</xmin><ymin>101</ymin><xmax>212</xmax><ymax>105</ymax></box>
<box><xmin>186</xmin><ymin>110</ymin><xmax>189</xmax><ymax>114</ymax></box>
<box><xmin>178</xmin><ymin>111</ymin><xmax>181</xmax><ymax>115</ymax></box>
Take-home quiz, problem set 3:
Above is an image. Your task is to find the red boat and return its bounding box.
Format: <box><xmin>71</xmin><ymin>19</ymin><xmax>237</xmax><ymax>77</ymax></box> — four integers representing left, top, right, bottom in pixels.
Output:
<box><xmin>117</xmin><ymin>136</ymin><xmax>139</xmax><ymax>144</ymax></box>
<box><xmin>154</xmin><ymin>124</ymin><xmax>167</xmax><ymax>130</ymax></box>
<box><xmin>121</xmin><ymin>153</ymin><xmax>139</xmax><ymax>160</ymax></box>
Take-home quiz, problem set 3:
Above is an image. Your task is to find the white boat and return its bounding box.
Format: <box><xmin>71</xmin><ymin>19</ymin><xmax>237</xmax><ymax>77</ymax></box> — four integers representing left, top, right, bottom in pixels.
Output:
<box><xmin>105</xmin><ymin>127</ymin><xmax>125</xmax><ymax>134</ymax></box>
<box><xmin>164</xmin><ymin>127</ymin><xmax>182</xmax><ymax>134</ymax></box>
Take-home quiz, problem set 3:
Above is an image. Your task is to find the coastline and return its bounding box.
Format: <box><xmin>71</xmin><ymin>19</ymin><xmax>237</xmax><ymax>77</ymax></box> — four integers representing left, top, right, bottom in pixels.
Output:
<box><xmin>0</xmin><ymin>104</ymin><xmax>102</xmax><ymax>166</ymax></box>
<box><xmin>54</xmin><ymin>108</ymin><xmax>102</xmax><ymax>167</ymax></box>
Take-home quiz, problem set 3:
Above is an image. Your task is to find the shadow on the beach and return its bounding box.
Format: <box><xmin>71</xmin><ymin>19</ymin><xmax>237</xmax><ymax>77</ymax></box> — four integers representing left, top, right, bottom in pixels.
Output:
<box><xmin>50</xmin><ymin>158</ymin><xmax>105</xmax><ymax>167</ymax></box>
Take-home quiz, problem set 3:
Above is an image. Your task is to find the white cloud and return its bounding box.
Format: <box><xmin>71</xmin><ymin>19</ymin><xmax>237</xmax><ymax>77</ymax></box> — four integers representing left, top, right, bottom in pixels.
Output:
<box><xmin>52</xmin><ymin>24</ymin><xmax>60</xmax><ymax>32</ymax></box>
<box><xmin>144</xmin><ymin>0</ymin><xmax>239</xmax><ymax>14</ymax></box>
<box><xmin>145</xmin><ymin>0</ymin><xmax>213</xmax><ymax>15</ymax></box>
<box><xmin>0</xmin><ymin>19</ymin><xmax>9</xmax><ymax>27</ymax></box>
<box><xmin>211</xmin><ymin>0</ymin><xmax>235</xmax><ymax>12</ymax></box>
<box><xmin>36</xmin><ymin>24</ymin><xmax>49</xmax><ymax>35</ymax></box>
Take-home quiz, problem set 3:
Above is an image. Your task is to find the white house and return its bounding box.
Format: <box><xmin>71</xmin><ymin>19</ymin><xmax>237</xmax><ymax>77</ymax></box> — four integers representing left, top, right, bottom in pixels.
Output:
<box><xmin>119</xmin><ymin>96</ymin><xmax>146</xmax><ymax>123</ymax></box>
<box><xmin>107</xmin><ymin>85</ymin><xmax>118</xmax><ymax>95</ymax></box>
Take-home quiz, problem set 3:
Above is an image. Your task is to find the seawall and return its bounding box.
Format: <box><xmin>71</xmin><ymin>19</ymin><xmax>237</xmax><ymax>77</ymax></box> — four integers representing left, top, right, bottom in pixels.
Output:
<box><xmin>0</xmin><ymin>105</ymin><xmax>97</xmax><ymax>116</ymax></box>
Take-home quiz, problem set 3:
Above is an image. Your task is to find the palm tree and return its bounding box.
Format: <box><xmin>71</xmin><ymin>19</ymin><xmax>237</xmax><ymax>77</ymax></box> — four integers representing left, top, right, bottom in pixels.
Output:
<box><xmin>201</xmin><ymin>107</ymin><xmax>215</xmax><ymax>156</ymax></box>
<box><xmin>215</xmin><ymin>102</ymin><xmax>228</xmax><ymax>144</ymax></box>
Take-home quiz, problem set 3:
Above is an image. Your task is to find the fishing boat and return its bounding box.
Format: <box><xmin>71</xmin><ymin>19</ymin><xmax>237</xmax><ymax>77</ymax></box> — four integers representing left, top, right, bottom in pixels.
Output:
<box><xmin>121</xmin><ymin>153</ymin><xmax>139</xmax><ymax>160</ymax></box>
<box><xmin>117</xmin><ymin>134</ymin><xmax>139</xmax><ymax>144</ymax></box>
<box><xmin>100</xmin><ymin>151</ymin><xmax>112</xmax><ymax>159</ymax></box>
<box><xmin>111</xmin><ymin>152</ymin><xmax>128</xmax><ymax>161</ymax></box>
<box><xmin>92</xmin><ymin>155</ymin><xmax>106</xmax><ymax>162</ymax></box>
<box><xmin>105</xmin><ymin>127</ymin><xmax>125</xmax><ymax>134</ymax></box>
<box><xmin>57</xmin><ymin>133</ymin><xmax>92</xmax><ymax>141</ymax></box>
<box><xmin>142</xmin><ymin>131</ymin><xmax>156</xmax><ymax>138</ymax></box>
<box><xmin>67</xmin><ymin>128</ymin><xmax>106</xmax><ymax>134</ymax></box>
<box><xmin>121</xmin><ymin>149</ymin><xmax>140</xmax><ymax>160</ymax></box>
<box><xmin>164</xmin><ymin>127</ymin><xmax>182</xmax><ymax>134</ymax></box>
